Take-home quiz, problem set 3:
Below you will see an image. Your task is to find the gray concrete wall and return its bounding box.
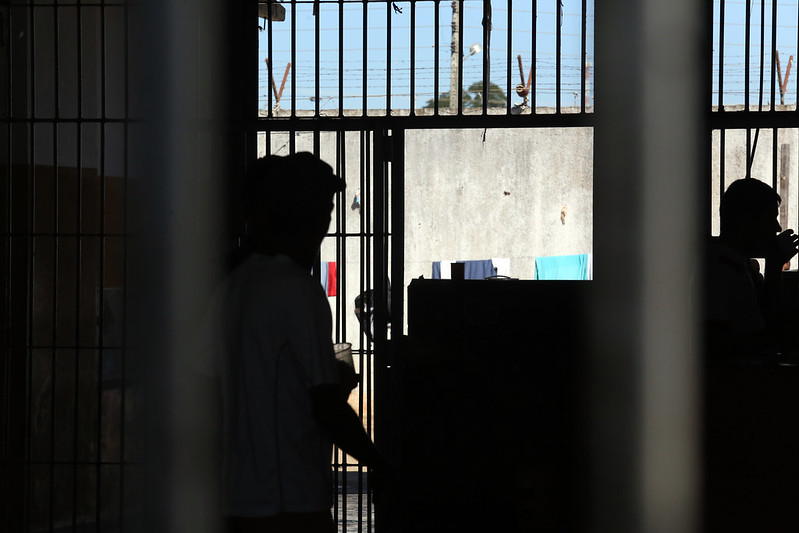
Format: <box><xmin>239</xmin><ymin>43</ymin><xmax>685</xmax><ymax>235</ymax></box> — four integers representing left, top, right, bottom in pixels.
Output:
<box><xmin>711</xmin><ymin>126</ymin><xmax>799</xmax><ymax>236</ymax></box>
<box><xmin>403</xmin><ymin>127</ymin><xmax>594</xmax><ymax>282</ymax></box>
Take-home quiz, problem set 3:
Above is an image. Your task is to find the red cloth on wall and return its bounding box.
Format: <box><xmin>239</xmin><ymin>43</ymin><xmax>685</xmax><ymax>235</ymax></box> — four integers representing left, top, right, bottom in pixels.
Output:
<box><xmin>327</xmin><ymin>261</ymin><xmax>337</xmax><ymax>297</ymax></box>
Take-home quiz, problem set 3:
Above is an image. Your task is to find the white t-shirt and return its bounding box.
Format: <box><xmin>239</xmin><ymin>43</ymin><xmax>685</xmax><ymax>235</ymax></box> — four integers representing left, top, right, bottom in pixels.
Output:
<box><xmin>197</xmin><ymin>253</ymin><xmax>339</xmax><ymax>517</ymax></box>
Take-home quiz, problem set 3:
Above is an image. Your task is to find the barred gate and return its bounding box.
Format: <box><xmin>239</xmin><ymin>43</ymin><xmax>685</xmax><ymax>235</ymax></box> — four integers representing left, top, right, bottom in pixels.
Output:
<box><xmin>0</xmin><ymin>0</ymin><xmax>613</xmax><ymax>531</ymax></box>
<box><xmin>13</xmin><ymin>0</ymin><xmax>799</xmax><ymax>530</ymax></box>
<box><xmin>256</xmin><ymin>129</ymin><xmax>402</xmax><ymax>532</ymax></box>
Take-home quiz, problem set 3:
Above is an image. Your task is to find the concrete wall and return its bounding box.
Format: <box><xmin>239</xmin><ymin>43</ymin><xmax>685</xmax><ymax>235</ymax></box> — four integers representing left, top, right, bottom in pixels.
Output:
<box><xmin>710</xmin><ymin>125</ymin><xmax>799</xmax><ymax>236</ymax></box>
<box><xmin>403</xmin><ymin>127</ymin><xmax>594</xmax><ymax>282</ymax></box>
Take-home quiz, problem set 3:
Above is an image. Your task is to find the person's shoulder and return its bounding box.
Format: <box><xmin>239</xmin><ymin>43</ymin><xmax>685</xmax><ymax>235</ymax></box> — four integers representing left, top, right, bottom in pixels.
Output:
<box><xmin>251</xmin><ymin>254</ymin><xmax>325</xmax><ymax>298</ymax></box>
<box><xmin>708</xmin><ymin>238</ymin><xmax>747</xmax><ymax>271</ymax></box>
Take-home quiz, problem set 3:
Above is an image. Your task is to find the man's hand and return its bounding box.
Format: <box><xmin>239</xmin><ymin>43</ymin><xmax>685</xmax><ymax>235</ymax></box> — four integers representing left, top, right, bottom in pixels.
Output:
<box><xmin>336</xmin><ymin>360</ymin><xmax>360</xmax><ymax>398</ymax></box>
<box><xmin>769</xmin><ymin>229</ymin><xmax>799</xmax><ymax>266</ymax></box>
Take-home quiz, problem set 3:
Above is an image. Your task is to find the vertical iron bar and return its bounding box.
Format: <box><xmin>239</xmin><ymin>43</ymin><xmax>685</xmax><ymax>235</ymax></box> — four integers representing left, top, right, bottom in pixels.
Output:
<box><xmin>386</xmin><ymin>2</ymin><xmax>392</xmax><ymax>114</ymax></box>
<box><xmin>314</xmin><ymin>0</ymin><xmax>320</xmax><ymax>117</ymax></box>
<box><xmin>371</xmin><ymin>129</ymin><xmax>386</xmax><ymax>533</ymax></box>
<box><xmin>54</xmin><ymin>7</ymin><xmax>59</xmax><ymax>121</ymax></box>
<box><xmin>362</xmin><ymin>1</ymin><xmax>368</xmax><ymax>115</ymax></box>
<box><xmin>718</xmin><ymin>0</ymin><xmax>725</xmax><ymax>109</ymax></box>
<box><xmin>337</xmin><ymin>113</ymin><xmax>346</xmax><ymax>533</ymax></box>
<box><xmin>531</xmin><ymin>0</ymin><xmax>537</xmax><ymax>110</ymax></box>
<box><xmin>556</xmin><ymin>0</ymin><xmax>562</xmax><ymax>112</ymax></box>
<box><xmin>506</xmin><ymin>0</ymin><xmax>512</xmax><ymax>115</ymax></box>
<box><xmin>390</xmin><ymin>129</ymin><xmax>404</xmax><ymax>339</ymax></box>
<box><xmin>362</xmin><ymin>129</ymin><xmax>373</xmax><ymax>533</ymax></box>
<box><xmin>339</xmin><ymin>0</ymin><xmax>344</xmax><ymax>116</ymax></box>
<box><xmin>266</xmin><ymin>0</ymin><xmax>276</xmax><ymax>114</ymax></box>
<box><xmin>716</xmin><ymin>0</ymin><xmax>726</xmax><ymax>233</ymax></box>
<box><xmin>97</xmin><ymin>0</ymin><xmax>108</xmax><ymax>525</ymax></box>
<box><xmin>267</xmin><ymin>1</ymin><xmax>274</xmax><ymax>115</ymax></box>
<box><xmin>593</xmin><ymin>0</ymin><xmax>705</xmax><ymax>529</ymax></box>
<box><xmin>434</xmin><ymin>0</ymin><xmax>440</xmax><ymax>114</ymax></box>
<box><xmin>481</xmin><ymin>0</ymin><xmax>489</xmax><ymax>116</ymax></box>
<box><xmin>290</xmin><ymin>0</ymin><xmax>297</xmax><ymax>118</ymax></box>
<box><xmin>336</xmin><ymin>133</ymin><xmax>350</xmax><ymax>527</ymax></box>
<box><xmin>758</xmin><ymin>0</ymin><xmax>765</xmax><ymax>111</ymax></box>
<box><xmin>119</xmin><ymin>1</ymin><xmax>130</xmax><ymax>528</ymax></box>
<box><xmin>357</xmin><ymin>130</ymin><xmax>367</xmax><ymax>533</ymax></box>
<box><xmin>770</xmin><ymin>0</ymin><xmax>777</xmax><ymax>110</ymax></box>
<box><xmin>336</xmin><ymin>130</ymin><xmax>346</xmax><ymax>531</ymax></box>
<box><xmin>373</xmin><ymin>130</ymin><xmax>385</xmax><ymax>351</ymax></box>
<box><xmin>49</xmin><ymin>165</ymin><xmax>57</xmax><ymax>524</ymax></box>
<box><xmin>72</xmin><ymin>2</ymin><xmax>83</xmax><ymax>530</ymax></box>
<box><xmin>457</xmin><ymin>1</ymin><xmax>463</xmax><ymax>115</ymax></box>
<box><xmin>50</xmin><ymin>6</ymin><xmax>60</xmax><ymax>532</ymax></box>
<box><xmin>581</xmin><ymin>0</ymin><xmax>587</xmax><ymax>111</ymax></box>
<box><xmin>26</xmin><ymin>3</ymin><xmax>35</xmax><ymax>529</ymax></box>
<box><xmin>745</xmin><ymin>0</ymin><xmax>751</xmax><ymax>110</ymax></box>
<box><xmin>410</xmin><ymin>1</ymin><xmax>416</xmax><ymax>115</ymax></box>
<box><xmin>3</xmin><ymin>3</ymin><xmax>12</xmax><ymax>527</ymax></box>
<box><xmin>338</xmin><ymin>132</ymin><xmax>347</xmax><ymax>353</ymax></box>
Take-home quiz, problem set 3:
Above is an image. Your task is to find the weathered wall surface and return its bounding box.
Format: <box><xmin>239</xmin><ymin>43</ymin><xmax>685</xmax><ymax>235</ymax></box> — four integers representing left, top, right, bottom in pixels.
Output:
<box><xmin>710</xmin><ymin>127</ymin><xmax>799</xmax><ymax>236</ymax></box>
<box><xmin>403</xmin><ymin>127</ymin><xmax>594</xmax><ymax>282</ymax></box>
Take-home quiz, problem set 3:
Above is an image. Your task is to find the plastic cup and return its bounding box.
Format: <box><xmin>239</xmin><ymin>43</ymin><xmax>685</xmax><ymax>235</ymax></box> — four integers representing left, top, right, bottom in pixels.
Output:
<box><xmin>333</xmin><ymin>342</ymin><xmax>353</xmax><ymax>368</ymax></box>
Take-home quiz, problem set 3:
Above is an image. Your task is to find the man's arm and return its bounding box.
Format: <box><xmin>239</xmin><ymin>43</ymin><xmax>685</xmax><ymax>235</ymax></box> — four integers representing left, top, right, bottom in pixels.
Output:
<box><xmin>309</xmin><ymin>384</ymin><xmax>388</xmax><ymax>471</ymax></box>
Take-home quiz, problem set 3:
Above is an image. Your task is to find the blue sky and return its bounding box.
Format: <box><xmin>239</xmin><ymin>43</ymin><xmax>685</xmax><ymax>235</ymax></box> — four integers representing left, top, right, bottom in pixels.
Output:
<box><xmin>258</xmin><ymin>1</ymin><xmax>594</xmax><ymax>112</ymax></box>
<box><xmin>713</xmin><ymin>0</ymin><xmax>799</xmax><ymax>107</ymax></box>
<box><xmin>257</xmin><ymin>0</ymin><xmax>799</xmax><ymax>113</ymax></box>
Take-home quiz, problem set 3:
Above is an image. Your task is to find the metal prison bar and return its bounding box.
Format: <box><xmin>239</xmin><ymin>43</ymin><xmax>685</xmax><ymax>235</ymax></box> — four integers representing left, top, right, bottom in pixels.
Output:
<box><xmin>260</xmin><ymin>0</ymin><xmax>595</xmax><ymax>121</ymax></box>
<box><xmin>3</xmin><ymin>1</ymin><xmax>134</xmax><ymax>532</ymax></box>
<box><xmin>2</xmin><ymin>0</ymin><xmax>799</xmax><ymax>532</ymax></box>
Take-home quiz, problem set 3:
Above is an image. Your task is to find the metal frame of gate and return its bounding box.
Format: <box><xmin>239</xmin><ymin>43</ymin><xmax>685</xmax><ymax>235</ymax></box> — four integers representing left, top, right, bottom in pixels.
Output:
<box><xmin>255</xmin><ymin>3</ymin><xmax>594</xmax><ymax>530</ymax></box>
<box><xmin>0</xmin><ymin>1</ymin><xmax>601</xmax><ymax>532</ymax></box>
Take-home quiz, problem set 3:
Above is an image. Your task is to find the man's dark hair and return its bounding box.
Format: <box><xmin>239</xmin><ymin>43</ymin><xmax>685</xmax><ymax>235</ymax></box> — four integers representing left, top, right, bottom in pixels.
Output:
<box><xmin>720</xmin><ymin>178</ymin><xmax>780</xmax><ymax>233</ymax></box>
<box><xmin>243</xmin><ymin>152</ymin><xmax>345</xmax><ymax>252</ymax></box>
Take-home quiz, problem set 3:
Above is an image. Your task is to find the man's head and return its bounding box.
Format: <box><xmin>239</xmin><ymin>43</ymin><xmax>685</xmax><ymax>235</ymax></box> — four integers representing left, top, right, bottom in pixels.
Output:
<box><xmin>720</xmin><ymin>178</ymin><xmax>781</xmax><ymax>256</ymax></box>
<box><xmin>244</xmin><ymin>152</ymin><xmax>345</xmax><ymax>266</ymax></box>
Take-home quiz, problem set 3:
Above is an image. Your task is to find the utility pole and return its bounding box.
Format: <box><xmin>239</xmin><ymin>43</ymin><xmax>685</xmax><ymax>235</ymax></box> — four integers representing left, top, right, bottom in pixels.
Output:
<box><xmin>781</xmin><ymin>144</ymin><xmax>790</xmax><ymax>237</ymax></box>
<box><xmin>450</xmin><ymin>1</ymin><xmax>459</xmax><ymax>113</ymax></box>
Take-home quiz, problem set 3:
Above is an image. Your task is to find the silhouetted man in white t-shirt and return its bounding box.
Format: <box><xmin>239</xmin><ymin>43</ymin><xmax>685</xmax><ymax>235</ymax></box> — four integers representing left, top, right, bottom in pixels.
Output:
<box><xmin>199</xmin><ymin>153</ymin><xmax>388</xmax><ymax>533</ymax></box>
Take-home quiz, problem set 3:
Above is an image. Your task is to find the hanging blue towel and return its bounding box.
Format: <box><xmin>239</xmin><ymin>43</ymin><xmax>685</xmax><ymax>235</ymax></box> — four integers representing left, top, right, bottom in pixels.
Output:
<box><xmin>463</xmin><ymin>259</ymin><xmax>496</xmax><ymax>280</ymax></box>
<box><xmin>432</xmin><ymin>259</ymin><xmax>496</xmax><ymax>280</ymax></box>
<box><xmin>534</xmin><ymin>254</ymin><xmax>589</xmax><ymax>280</ymax></box>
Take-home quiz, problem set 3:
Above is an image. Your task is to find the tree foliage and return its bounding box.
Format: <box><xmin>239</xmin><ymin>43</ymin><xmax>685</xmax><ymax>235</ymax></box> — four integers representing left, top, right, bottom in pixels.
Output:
<box><xmin>423</xmin><ymin>81</ymin><xmax>507</xmax><ymax>109</ymax></box>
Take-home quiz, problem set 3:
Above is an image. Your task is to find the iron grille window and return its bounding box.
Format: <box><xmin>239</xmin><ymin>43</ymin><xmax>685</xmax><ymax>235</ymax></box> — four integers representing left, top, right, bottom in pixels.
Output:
<box><xmin>2</xmin><ymin>2</ymin><xmax>135</xmax><ymax>531</ymax></box>
<box><xmin>712</xmin><ymin>0</ymin><xmax>799</xmax><ymax>235</ymax></box>
<box><xmin>258</xmin><ymin>0</ymin><xmax>595</xmax><ymax>120</ymax></box>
